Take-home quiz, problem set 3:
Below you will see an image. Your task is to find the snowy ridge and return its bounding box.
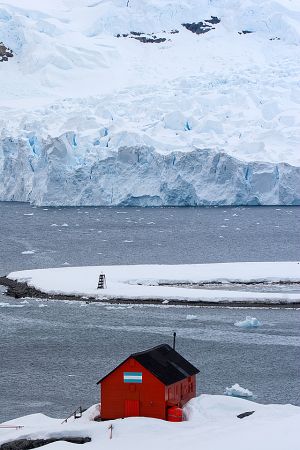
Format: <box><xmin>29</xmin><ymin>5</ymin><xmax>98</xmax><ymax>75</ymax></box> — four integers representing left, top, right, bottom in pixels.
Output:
<box><xmin>1</xmin><ymin>0</ymin><xmax>300</xmax><ymax>205</ymax></box>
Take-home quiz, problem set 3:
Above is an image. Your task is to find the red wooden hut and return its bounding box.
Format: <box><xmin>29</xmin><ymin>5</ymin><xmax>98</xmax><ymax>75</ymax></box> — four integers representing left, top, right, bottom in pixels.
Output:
<box><xmin>97</xmin><ymin>344</ymin><xmax>199</xmax><ymax>421</ymax></box>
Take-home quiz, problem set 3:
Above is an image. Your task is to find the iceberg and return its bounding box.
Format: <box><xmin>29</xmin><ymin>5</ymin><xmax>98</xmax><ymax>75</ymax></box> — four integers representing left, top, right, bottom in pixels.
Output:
<box><xmin>234</xmin><ymin>317</ymin><xmax>262</xmax><ymax>328</ymax></box>
<box><xmin>224</xmin><ymin>384</ymin><xmax>253</xmax><ymax>398</ymax></box>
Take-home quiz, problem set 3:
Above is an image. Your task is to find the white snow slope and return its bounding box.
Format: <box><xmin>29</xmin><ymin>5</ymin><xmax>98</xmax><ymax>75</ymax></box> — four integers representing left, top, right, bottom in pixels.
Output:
<box><xmin>1</xmin><ymin>395</ymin><xmax>300</xmax><ymax>450</ymax></box>
<box><xmin>1</xmin><ymin>0</ymin><xmax>300</xmax><ymax>206</ymax></box>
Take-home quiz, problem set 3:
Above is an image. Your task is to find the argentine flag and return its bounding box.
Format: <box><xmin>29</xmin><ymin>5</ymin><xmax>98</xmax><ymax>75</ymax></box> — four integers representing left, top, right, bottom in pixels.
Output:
<box><xmin>123</xmin><ymin>372</ymin><xmax>143</xmax><ymax>383</ymax></box>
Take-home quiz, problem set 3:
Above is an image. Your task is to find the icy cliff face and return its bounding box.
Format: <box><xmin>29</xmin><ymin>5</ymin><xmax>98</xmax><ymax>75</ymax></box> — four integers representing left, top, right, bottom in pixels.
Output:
<box><xmin>1</xmin><ymin>135</ymin><xmax>299</xmax><ymax>206</ymax></box>
<box><xmin>0</xmin><ymin>0</ymin><xmax>300</xmax><ymax>205</ymax></box>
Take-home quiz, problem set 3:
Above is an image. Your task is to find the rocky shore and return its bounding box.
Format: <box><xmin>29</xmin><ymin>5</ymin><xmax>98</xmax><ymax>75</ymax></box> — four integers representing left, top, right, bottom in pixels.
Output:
<box><xmin>0</xmin><ymin>276</ymin><xmax>299</xmax><ymax>308</ymax></box>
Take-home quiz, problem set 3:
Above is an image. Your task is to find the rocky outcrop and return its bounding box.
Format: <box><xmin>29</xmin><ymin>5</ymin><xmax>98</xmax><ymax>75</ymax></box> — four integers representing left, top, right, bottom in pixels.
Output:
<box><xmin>0</xmin><ymin>437</ymin><xmax>91</xmax><ymax>450</ymax></box>
<box><xmin>0</xmin><ymin>42</ymin><xmax>13</xmax><ymax>62</ymax></box>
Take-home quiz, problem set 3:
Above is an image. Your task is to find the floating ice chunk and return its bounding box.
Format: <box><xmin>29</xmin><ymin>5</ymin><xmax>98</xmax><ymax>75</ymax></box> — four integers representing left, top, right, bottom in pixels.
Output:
<box><xmin>162</xmin><ymin>299</ymin><xmax>169</xmax><ymax>304</ymax></box>
<box><xmin>123</xmin><ymin>240</ymin><xmax>133</xmax><ymax>243</ymax></box>
<box><xmin>51</xmin><ymin>223</ymin><xmax>58</xmax><ymax>227</ymax></box>
<box><xmin>62</xmin><ymin>262</ymin><xmax>70</xmax><ymax>266</ymax></box>
<box><xmin>21</xmin><ymin>250</ymin><xmax>35</xmax><ymax>255</ymax></box>
<box><xmin>24</xmin><ymin>213</ymin><xmax>34</xmax><ymax>216</ymax></box>
<box><xmin>0</xmin><ymin>302</ymin><xmax>24</xmax><ymax>308</ymax></box>
<box><xmin>186</xmin><ymin>314</ymin><xmax>197</xmax><ymax>320</ymax></box>
<box><xmin>38</xmin><ymin>304</ymin><xmax>48</xmax><ymax>308</ymax></box>
<box><xmin>234</xmin><ymin>316</ymin><xmax>261</xmax><ymax>328</ymax></box>
<box><xmin>61</xmin><ymin>223</ymin><xmax>69</xmax><ymax>227</ymax></box>
<box><xmin>224</xmin><ymin>383</ymin><xmax>253</xmax><ymax>398</ymax></box>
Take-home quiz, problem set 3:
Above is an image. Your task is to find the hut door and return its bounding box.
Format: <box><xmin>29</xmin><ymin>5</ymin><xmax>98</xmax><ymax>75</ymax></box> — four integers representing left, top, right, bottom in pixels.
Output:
<box><xmin>124</xmin><ymin>399</ymin><xmax>140</xmax><ymax>417</ymax></box>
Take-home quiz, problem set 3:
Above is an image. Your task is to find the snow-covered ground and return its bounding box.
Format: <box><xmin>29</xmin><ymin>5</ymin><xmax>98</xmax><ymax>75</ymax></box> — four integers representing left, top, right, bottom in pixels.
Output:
<box><xmin>1</xmin><ymin>395</ymin><xmax>300</xmax><ymax>450</ymax></box>
<box><xmin>0</xmin><ymin>0</ymin><xmax>300</xmax><ymax>205</ymax></box>
<box><xmin>7</xmin><ymin>261</ymin><xmax>300</xmax><ymax>304</ymax></box>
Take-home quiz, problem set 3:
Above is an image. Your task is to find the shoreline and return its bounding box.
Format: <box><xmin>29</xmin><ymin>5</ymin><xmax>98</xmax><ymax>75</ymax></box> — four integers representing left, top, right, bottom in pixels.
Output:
<box><xmin>1</xmin><ymin>276</ymin><xmax>299</xmax><ymax>309</ymax></box>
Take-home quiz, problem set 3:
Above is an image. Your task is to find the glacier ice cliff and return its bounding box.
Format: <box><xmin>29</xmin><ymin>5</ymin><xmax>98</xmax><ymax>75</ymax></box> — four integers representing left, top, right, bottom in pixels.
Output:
<box><xmin>1</xmin><ymin>1</ymin><xmax>300</xmax><ymax>206</ymax></box>
<box><xmin>0</xmin><ymin>134</ymin><xmax>299</xmax><ymax>206</ymax></box>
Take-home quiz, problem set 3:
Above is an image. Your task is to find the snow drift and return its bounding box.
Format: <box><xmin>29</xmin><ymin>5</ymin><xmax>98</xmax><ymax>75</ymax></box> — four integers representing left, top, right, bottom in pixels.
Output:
<box><xmin>1</xmin><ymin>395</ymin><xmax>300</xmax><ymax>450</ymax></box>
<box><xmin>1</xmin><ymin>0</ymin><xmax>300</xmax><ymax>206</ymax></box>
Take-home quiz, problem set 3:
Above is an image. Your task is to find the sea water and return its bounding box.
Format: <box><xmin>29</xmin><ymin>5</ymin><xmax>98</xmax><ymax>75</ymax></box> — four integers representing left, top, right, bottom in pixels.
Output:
<box><xmin>0</xmin><ymin>203</ymin><xmax>299</xmax><ymax>421</ymax></box>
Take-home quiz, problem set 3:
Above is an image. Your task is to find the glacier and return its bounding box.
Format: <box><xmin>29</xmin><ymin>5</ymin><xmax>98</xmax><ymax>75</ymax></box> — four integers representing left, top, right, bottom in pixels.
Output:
<box><xmin>1</xmin><ymin>135</ymin><xmax>299</xmax><ymax>206</ymax></box>
<box><xmin>0</xmin><ymin>0</ymin><xmax>300</xmax><ymax>206</ymax></box>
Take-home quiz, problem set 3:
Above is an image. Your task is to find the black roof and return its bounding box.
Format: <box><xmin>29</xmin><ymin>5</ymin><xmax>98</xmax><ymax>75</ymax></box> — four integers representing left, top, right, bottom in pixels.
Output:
<box><xmin>97</xmin><ymin>344</ymin><xmax>199</xmax><ymax>386</ymax></box>
<box><xmin>132</xmin><ymin>344</ymin><xmax>199</xmax><ymax>385</ymax></box>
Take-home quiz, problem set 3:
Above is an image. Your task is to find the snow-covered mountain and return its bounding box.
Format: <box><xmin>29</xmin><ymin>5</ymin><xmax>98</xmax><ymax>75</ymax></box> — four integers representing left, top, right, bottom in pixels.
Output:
<box><xmin>1</xmin><ymin>0</ymin><xmax>300</xmax><ymax>205</ymax></box>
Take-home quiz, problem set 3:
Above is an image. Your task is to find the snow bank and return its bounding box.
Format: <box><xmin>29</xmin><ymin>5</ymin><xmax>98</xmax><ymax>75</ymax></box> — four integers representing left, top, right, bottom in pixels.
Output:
<box><xmin>234</xmin><ymin>316</ymin><xmax>261</xmax><ymax>328</ymax></box>
<box><xmin>224</xmin><ymin>384</ymin><xmax>253</xmax><ymax>398</ymax></box>
<box><xmin>0</xmin><ymin>0</ymin><xmax>300</xmax><ymax>205</ymax></box>
<box><xmin>7</xmin><ymin>261</ymin><xmax>300</xmax><ymax>304</ymax></box>
<box><xmin>1</xmin><ymin>395</ymin><xmax>300</xmax><ymax>450</ymax></box>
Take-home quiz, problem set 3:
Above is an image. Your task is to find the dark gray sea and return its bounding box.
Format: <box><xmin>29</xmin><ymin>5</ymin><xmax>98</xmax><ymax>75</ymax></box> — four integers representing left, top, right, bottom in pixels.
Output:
<box><xmin>0</xmin><ymin>203</ymin><xmax>299</xmax><ymax>422</ymax></box>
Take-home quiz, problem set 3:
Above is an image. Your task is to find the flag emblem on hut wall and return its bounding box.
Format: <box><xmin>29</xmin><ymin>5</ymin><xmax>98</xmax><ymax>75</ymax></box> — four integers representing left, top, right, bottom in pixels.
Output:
<box><xmin>123</xmin><ymin>372</ymin><xmax>143</xmax><ymax>383</ymax></box>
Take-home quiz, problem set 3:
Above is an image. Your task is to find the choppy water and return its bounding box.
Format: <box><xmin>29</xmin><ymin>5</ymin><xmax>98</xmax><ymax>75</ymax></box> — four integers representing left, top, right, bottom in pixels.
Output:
<box><xmin>0</xmin><ymin>203</ymin><xmax>299</xmax><ymax>422</ymax></box>
<box><xmin>0</xmin><ymin>203</ymin><xmax>299</xmax><ymax>276</ymax></box>
<box><xmin>0</xmin><ymin>292</ymin><xmax>299</xmax><ymax>422</ymax></box>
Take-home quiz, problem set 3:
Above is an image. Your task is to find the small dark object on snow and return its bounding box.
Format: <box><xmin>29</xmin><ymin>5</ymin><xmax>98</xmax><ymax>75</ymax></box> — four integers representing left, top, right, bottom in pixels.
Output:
<box><xmin>238</xmin><ymin>30</ymin><xmax>253</xmax><ymax>35</ymax></box>
<box><xmin>237</xmin><ymin>410</ymin><xmax>255</xmax><ymax>419</ymax></box>
<box><xmin>182</xmin><ymin>21</ymin><xmax>213</xmax><ymax>34</ymax></box>
<box><xmin>97</xmin><ymin>273</ymin><xmax>106</xmax><ymax>289</ymax></box>
<box><xmin>133</xmin><ymin>36</ymin><xmax>166</xmax><ymax>43</ymax></box>
<box><xmin>0</xmin><ymin>42</ymin><xmax>14</xmax><ymax>62</ymax></box>
<box><xmin>205</xmin><ymin>16</ymin><xmax>221</xmax><ymax>24</ymax></box>
<box><xmin>0</xmin><ymin>437</ymin><xmax>91</xmax><ymax>450</ymax></box>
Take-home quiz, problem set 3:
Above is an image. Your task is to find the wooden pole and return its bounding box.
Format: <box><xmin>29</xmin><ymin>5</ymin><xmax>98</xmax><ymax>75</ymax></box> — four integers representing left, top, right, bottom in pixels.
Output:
<box><xmin>108</xmin><ymin>424</ymin><xmax>113</xmax><ymax>439</ymax></box>
<box><xmin>173</xmin><ymin>331</ymin><xmax>176</xmax><ymax>350</ymax></box>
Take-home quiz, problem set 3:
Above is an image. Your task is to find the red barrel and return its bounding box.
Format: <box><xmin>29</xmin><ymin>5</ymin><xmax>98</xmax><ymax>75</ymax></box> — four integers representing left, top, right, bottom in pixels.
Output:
<box><xmin>167</xmin><ymin>406</ymin><xmax>183</xmax><ymax>422</ymax></box>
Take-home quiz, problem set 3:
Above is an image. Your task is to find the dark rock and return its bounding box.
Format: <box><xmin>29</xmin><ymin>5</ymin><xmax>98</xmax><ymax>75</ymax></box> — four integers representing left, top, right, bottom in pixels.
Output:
<box><xmin>182</xmin><ymin>21</ymin><xmax>213</xmax><ymax>34</ymax></box>
<box><xmin>237</xmin><ymin>411</ymin><xmax>255</xmax><ymax>419</ymax></box>
<box><xmin>130</xmin><ymin>36</ymin><xmax>166</xmax><ymax>43</ymax></box>
<box><xmin>0</xmin><ymin>437</ymin><xmax>91</xmax><ymax>450</ymax></box>
<box><xmin>205</xmin><ymin>16</ymin><xmax>221</xmax><ymax>24</ymax></box>
<box><xmin>0</xmin><ymin>42</ymin><xmax>14</xmax><ymax>62</ymax></box>
<box><xmin>238</xmin><ymin>30</ymin><xmax>253</xmax><ymax>35</ymax></box>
